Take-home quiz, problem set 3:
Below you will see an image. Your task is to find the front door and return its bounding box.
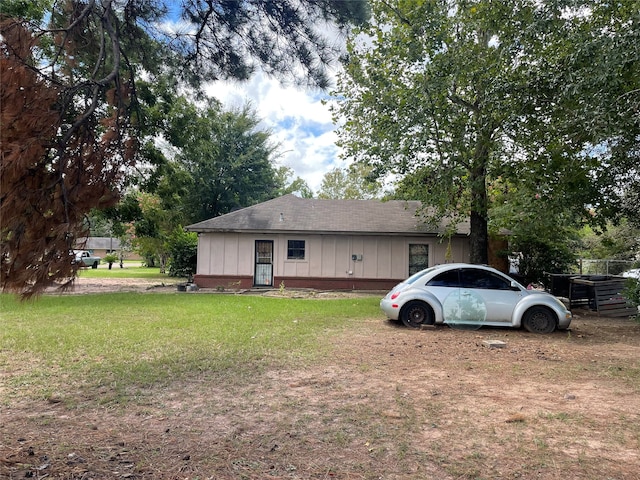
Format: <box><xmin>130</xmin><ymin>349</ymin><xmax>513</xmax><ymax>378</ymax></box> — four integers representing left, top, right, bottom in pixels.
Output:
<box><xmin>254</xmin><ymin>240</ymin><xmax>273</xmax><ymax>287</ymax></box>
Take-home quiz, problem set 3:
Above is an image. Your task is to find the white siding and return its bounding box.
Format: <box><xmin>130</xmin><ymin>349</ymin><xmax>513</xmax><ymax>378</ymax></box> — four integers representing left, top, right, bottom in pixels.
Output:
<box><xmin>198</xmin><ymin>232</ymin><xmax>470</xmax><ymax>280</ymax></box>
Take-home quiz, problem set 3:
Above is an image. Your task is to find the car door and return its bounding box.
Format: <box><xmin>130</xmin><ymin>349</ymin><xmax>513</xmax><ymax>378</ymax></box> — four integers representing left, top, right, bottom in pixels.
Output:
<box><xmin>423</xmin><ymin>268</ymin><xmax>461</xmax><ymax>302</ymax></box>
<box><xmin>426</xmin><ymin>268</ymin><xmax>493</xmax><ymax>326</ymax></box>
<box><xmin>459</xmin><ymin>268</ymin><xmax>523</xmax><ymax>324</ymax></box>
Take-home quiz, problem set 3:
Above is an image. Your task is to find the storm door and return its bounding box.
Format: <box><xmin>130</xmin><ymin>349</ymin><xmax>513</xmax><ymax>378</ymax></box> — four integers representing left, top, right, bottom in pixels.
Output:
<box><xmin>408</xmin><ymin>244</ymin><xmax>429</xmax><ymax>276</ymax></box>
<box><xmin>254</xmin><ymin>240</ymin><xmax>273</xmax><ymax>287</ymax></box>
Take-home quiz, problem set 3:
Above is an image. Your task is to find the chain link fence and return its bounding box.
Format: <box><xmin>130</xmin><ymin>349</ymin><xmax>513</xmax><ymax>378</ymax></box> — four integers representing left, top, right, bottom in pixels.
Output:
<box><xmin>578</xmin><ymin>259</ymin><xmax>638</xmax><ymax>276</ymax></box>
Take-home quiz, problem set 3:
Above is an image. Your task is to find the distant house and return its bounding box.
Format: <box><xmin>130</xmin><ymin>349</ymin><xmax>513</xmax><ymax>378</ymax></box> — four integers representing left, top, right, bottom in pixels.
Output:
<box><xmin>78</xmin><ymin>237</ymin><xmax>142</xmax><ymax>260</ymax></box>
<box><xmin>185</xmin><ymin>194</ymin><xmax>471</xmax><ymax>291</ymax></box>
<box><xmin>80</xmin><ymin>237</ymin><xmax>120</xmax><ymax>257</ymax></box>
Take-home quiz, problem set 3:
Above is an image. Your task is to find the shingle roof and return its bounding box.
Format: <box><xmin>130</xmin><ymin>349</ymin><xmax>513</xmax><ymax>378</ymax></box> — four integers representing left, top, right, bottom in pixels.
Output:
<box><xmin>79</xmin><ymin>237</ymin><xmax>121</xmax><ymax>250</ymax></box>
<box><xmin>186</xmin><ymin>195</ymin><xmax>470</xmax><ymax>236</ymax></box>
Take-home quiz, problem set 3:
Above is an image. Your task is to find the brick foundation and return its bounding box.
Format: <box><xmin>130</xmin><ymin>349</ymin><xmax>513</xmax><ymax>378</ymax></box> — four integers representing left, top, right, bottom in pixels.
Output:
<box><xmin>193</xmin><ymin>274</ymin><xmax>398</xmax><ymax>292</ymax></box>
<box><xmin>193</xmin><ymin>275</ymin><xmax>254</xmax><ymax>290</ymax></box>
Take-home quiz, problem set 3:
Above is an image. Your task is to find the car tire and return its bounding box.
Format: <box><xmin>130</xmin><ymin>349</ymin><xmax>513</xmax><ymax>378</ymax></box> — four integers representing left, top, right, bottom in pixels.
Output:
<box><xmin>92</xmin><ymin>261</ymin><xmax>98</xmax><ymax>269</ymax></box>
<box><xmin>522</xmin><ymin>306</ymin><xmax>557</xmax><ymax>334</ymax></box>
<box><xmin>401</xmin><ymin>301</ymin><xmax>435</xmax><ymax>329</ymax></box>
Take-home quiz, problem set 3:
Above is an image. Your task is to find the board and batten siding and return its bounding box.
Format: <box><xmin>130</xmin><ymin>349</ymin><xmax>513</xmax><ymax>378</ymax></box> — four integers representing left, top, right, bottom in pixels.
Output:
<box><xmin>194</xmin><ymin>232</ymin><xmax>470</xmax><ymax>290</ymax></box>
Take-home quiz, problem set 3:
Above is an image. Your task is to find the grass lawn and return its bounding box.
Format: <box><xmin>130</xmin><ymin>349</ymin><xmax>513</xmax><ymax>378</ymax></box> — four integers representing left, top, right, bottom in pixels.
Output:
<box><xmin>3</xmin><ymin>288</ymin><xmax>640</xmax><ymax>479</ymax></box>
<box><xmin>0</xmin><ymin>292</ymin><xmax>381</xmax><ymax>404</ymax></box>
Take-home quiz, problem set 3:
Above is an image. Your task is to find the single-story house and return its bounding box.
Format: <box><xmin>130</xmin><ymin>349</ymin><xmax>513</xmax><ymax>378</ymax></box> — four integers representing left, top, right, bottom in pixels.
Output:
<box><xmin>79</xmin><ymin>237</ymin><xmax>120</xmax><ymax>257</ymax></box>
<box><xmin>185</xmin><ymin>194</ymin><xmax>472</xmax><ymax>291</ymax></box>
<box><xmin>77</xmin><ymin>237</ymin><xmax>142</xmax><ymax>260</ymax></box>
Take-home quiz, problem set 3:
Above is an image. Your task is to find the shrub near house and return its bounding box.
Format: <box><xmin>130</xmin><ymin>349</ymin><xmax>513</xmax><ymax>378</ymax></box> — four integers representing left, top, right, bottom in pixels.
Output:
<box><xmin>624</xmin><ymin>278</ymin><xmax>640</xmax><ymax>317</ymax></box>
<box><xmin>104</xmin><ymin>253</ymin><xmax>118</xmax><ymax>269</ymax></box>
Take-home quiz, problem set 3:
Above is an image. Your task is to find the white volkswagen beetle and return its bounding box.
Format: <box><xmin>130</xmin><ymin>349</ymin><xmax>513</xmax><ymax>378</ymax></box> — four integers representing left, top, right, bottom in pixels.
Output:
<box><xmin>380</xmin><ymin>263</ymin><xmax>572</xmax><ymax>334</ymax></box>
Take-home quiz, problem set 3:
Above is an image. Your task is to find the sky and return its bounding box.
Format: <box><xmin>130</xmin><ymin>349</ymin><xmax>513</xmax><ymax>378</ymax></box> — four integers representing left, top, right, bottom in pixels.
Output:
<box><xmin>205</xmin><ymin>71</ymin><xmax>346</xmax><ymax>194</ymax></box>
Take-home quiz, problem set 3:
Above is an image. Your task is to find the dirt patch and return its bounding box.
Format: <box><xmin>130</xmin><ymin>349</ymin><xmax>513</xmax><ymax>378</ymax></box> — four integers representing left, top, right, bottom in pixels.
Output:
<box><xmin>47</xmin><ymin>276</ymin><xmax>182</xmax><ymax>294</ymax></box>
<box><xmin>47</xmin><ymin>277</ymin><xmax>378</xmax><ymax>297</ymax></box>
<box><xmin>2</xmin><ymin>280</ymin><xmax>640</xmax><ymax>479</ymax></box>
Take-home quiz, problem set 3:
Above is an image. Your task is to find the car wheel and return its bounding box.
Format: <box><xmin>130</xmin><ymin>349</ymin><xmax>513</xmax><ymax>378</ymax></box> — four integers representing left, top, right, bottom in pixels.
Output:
<box><xmin>401</xmin><ymin>301</ymin><xmax>435</xmax><ymax>329</ymax></box>
<box><xmin>522</xmin><ymin>306</ymin><xmax>557</xmax><ymax>334</ymax></box>
<box><xmin>92</xmin><ymin>261</ymin><xmax>98</xmax><ymax>269</ymax></box>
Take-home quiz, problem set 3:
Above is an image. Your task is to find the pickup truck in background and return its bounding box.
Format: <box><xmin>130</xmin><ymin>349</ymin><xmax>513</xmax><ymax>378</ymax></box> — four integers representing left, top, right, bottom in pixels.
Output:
<box><xmin>74</xmin><ymin>250</ymin><xmax>101</xmax><ymax>269</ymax></box>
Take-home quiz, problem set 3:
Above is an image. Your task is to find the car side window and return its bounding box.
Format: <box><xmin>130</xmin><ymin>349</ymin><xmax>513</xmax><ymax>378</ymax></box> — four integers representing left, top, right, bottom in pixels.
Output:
<box><xmin>427</xmin><ymin>270</ymin><xmax>461</xmax><ymax>287</ymax></box>
<box><xmin>460</xmin><ymin>269</ymin><xmax>511</xmax><ymax>290</ymax></box>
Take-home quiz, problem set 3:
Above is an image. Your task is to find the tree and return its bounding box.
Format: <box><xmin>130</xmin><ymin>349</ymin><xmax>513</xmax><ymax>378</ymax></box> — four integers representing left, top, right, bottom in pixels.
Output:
<box><xmin>167</xmin><ymin>228</ymin><xmax>198</xmax><ymax>279</ymax></box>
<box><xmin>99</xmin><ymin>95</ymin><xmax>286</xmax><ymax>267</ymax></box>
<box><xmin>334</xmin><ymin>0</ymin><xmax>640</xmax><ymax>265</ymax></box>
<box><xmin>580</xmin><ymin>221</ymin><xmax>640</xmax><ymax>262</ymax></box>
<box><xmin>96</xmin><ymin>191</ymin><xmax>163</xmax><ymax>266</ymax></box>
<box><xmin>560</xmin><ymin>2</ymin><xmax>640</xmax><ymax>225</ymax></box>
<box><xmin>1</xmin><ymin>19</ymin><xmax>133</xmax><ymax>296</ymax></box>
<box><xmin>1</xmin><ymin>0</ymin><xmax>369</xmax><ymax>296</ymax></box>
<box><xmin>318</xmin><ymin>163</ymin><xmax>384</xmax><ymax>199</ymax></box>
<box><xmin>131</xmin><ymin>193</ymin><xmax>172</xmax><ymax>270</ymax></box>
<box><xmin>274</xmin><ymin>166</ymin><xmax>314</xmax><ymax>199</ymax></box>
<box><xmin>166</xmin><ymin>100</ymin><xmax>280</xmax><ymax>223</ymax></box>
<box><xmin>488</xmin><ymin>178</ymin><xmax>583</xmax><ymax>284</ymax></box>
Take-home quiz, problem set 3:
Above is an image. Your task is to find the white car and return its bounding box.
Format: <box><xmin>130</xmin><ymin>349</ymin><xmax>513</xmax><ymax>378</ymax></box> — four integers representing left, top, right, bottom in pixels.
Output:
<box><xmin>380</xmin><ymin>263</ymin><xmax>572</xmax><ymax>334</ymax></box>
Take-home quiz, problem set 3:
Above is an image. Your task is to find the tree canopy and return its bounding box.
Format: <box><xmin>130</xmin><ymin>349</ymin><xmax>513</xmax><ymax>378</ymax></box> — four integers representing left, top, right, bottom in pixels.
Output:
<box><xmin>317</xmin><ymin>163</ymin><xmax>384</xmax><ymax>199</ymax></box>
<box><xmin>333</xmin><ymin>0</ymin><xmax>640</xmax><ymax>266</ymax></box>
<box><xmin>1</xmin><ymin>0</ymin><xmax>369</xmax><ymax>296</ymax></box>
<box><xmin>1</xmin><ymin>19</ymin><xmax>133</xmax><ymax>294</ymax></box>
<box><xmin>274</xmin><ymin>166</ymin><xmax>314</xmax><ymax>199</ymax></box>
<box><xmin>170</xmin><ymin>100</ymin><xmax>280</xmax><ymax>223</ymax></box>
<box><xmin>96</xmin><ymin>94</ymin><xmax>298</xmax><ymax>269</ymax></box>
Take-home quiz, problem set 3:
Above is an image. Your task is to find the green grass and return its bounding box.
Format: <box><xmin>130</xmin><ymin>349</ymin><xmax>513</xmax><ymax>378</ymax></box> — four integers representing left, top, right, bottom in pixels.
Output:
<box><xmin>0</xmin><ymin>293</ymin><xmax>381</xmax><ymax>404</ymax></box>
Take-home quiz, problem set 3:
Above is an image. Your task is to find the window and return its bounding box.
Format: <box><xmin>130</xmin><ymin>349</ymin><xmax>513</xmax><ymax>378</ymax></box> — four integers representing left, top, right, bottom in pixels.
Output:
<box><xmin>287</xmin><ymin>240</ymin><xmax>305</xmax><ymax>260</ymax></box>
<box><xmin>460</xmin><ymin>268</ymin><xmax>511</xmax><ymax>290</ymax></box>
<box><xmin>427</xmin><ymin>269</ymin><xmax>461</xmax><ymax>287</ymax></box>
<box><xmin>409</xmin><ymin>244</ymin><xmax>429</xmax><ymax>275</ymax></box>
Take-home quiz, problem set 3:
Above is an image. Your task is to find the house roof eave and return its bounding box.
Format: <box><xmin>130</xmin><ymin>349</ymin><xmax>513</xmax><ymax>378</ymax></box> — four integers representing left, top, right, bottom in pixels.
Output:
<box><xmin>187</xmin><ymin>227</ymin><xmax>468</xmax><ymax>237</ymax></box>
<box><xmin>184</xmin><ymin>195</ymin><xmax>471</xmax><ymax>236</ymax></box>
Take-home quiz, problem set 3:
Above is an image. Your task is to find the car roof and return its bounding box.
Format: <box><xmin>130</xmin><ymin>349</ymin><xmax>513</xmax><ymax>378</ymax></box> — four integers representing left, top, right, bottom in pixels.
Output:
<box><xmin>429</xmin><ymin>263</ymin><xmax>498</xmax><ymax>271</ymax></box>
<box><xmin>415</xmin><ymin>263</ymin><xmax>505</xmax><ymax>279</ymax></box>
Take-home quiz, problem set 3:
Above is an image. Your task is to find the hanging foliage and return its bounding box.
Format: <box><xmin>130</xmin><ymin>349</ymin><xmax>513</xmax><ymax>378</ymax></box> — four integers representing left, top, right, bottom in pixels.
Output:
<box><xmin>1</xmin><ymin>18</ymin><xmax>135</xmax><ymax>297</ymax></box>
<box><xmin>1</xmin><ymin>0</ymin><xmax>369</xmax><ymax>296</ymax></box>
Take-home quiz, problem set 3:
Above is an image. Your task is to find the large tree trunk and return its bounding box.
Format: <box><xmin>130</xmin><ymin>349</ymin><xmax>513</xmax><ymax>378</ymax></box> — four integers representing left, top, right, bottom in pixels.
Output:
<box><xmin>469</xmin><ymin>148</ymin><xmax>489</xmax><ymax>264</ymax></box>
<box><xmin>469</xmin><ymin>210</ymin><xmax>489</xmax><ymax>264</ymax></box>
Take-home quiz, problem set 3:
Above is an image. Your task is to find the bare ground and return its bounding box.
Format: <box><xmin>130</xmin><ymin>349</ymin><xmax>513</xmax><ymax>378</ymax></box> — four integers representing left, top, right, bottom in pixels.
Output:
<box><xmin>2</xmin><ymin>278</ymin><xmax>640</xmax><ymax>479</ymax></box>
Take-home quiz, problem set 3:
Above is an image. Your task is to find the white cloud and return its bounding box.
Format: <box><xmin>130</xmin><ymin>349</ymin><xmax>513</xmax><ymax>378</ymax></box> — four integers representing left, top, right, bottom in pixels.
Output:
<box><xmin>205</xmin><ymin>72</ymin><xmax>348</xmax><ymax>193</ymax></box>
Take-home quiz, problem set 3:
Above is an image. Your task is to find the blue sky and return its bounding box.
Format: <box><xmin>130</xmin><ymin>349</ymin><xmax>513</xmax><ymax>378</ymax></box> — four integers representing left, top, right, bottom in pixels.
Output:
<box><xmin>206</xmin><ymin>71</ymin><xmax>346</xmax><ymax>194</ymax></box>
